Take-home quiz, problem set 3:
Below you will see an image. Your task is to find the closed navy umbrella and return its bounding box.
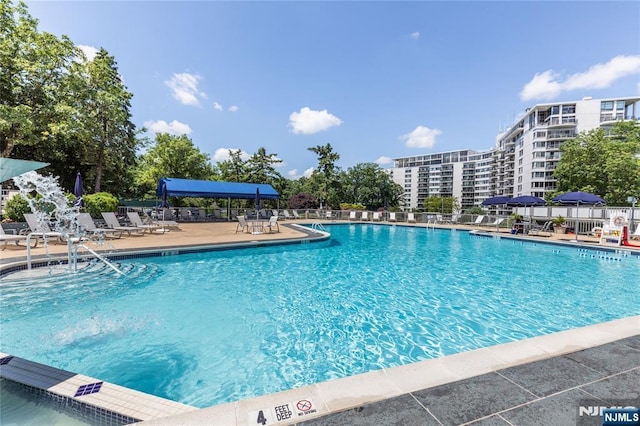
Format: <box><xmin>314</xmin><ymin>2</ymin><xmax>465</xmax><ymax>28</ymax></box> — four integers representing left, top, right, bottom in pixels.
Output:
<box><xmin>552</xmin><ymin>191</ymin><xmax>606</xmax><ymax>242</ymax></box>
<box><xmin>73</xmin><ymin>173</ymin><xmax>84</xmax><ymax>207</ymax></box>
<box><xmin>159</xmin><ymin>183</ymin><xmax>170</xmax><ymax>208</ymax></box>
<box><xmin>255</xmin><ymin>187</ymin><xmax>261</xmax><ymax>218</ymax></box>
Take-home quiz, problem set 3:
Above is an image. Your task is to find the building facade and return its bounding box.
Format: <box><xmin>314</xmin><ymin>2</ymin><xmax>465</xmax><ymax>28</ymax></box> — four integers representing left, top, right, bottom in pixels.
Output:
<box><xmin>388</xmin><ymin>96</ymin><xmax>640</xmax><ymax>210</ymax></box>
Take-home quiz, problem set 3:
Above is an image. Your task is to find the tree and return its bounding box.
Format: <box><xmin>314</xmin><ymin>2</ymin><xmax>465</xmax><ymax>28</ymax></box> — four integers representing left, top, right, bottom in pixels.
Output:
<box><xmin>217</xmin><ymin>149</ymin><xmax>249</xmax><ymax>183</ymax></box>
<box><xmin>421</xmin><ymin>196</ymin><xmax>459</xmax><ymax>214</ymax></box>
<box><xmin>0</xmin><ymin>0</ymin><xmax>78</xmax><ymax>157</ymax></box>
<box><xmin>76</xmin><ymin>48</ymin><xmax>139</xmax><ymax>193</ymax></box>
<box><xmin>338</xmin><ymin>162</ymin><xmax>403</xmax><ymax>210</ymax></box>
<box><xmin>307</xmin><ymin>143</ymin><xmax>341</xmax><ymax>208</ymax></box>
<box><xmin>246</xmin><ymin>147</ymin><xmax>286</xmax><ymax>195</ymax></box>
<box><xmin>553</xmin><ymin>121</ymin><xmax>640</xmax><ymax>205</ymax></box>
<box><xmin>134</xmin><ymin>133</ymin><xmax>217</xmax><ymax>197</ymax></box>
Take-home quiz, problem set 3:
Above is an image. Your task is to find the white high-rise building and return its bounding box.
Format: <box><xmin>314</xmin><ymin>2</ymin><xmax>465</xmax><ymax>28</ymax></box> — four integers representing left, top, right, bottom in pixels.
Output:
<box><xmin>388</xmin><ymin>96</ymin><xmax>640</xmax><ymax>210</ymax></box>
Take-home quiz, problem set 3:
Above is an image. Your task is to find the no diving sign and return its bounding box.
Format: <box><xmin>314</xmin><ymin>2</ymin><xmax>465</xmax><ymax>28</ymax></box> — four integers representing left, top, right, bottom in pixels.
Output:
<box><xmin>250</xmin><ymin>399</ymin><xmax>318</xmax><ymax>425</ymax></box>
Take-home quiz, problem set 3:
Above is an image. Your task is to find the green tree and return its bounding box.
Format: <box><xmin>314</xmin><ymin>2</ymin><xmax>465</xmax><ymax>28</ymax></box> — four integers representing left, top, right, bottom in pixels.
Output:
<box><xmin>217</xmin><ymin>149</ymin><xmax>249</xmax><ymax>183</ymax></box>
<box><xmin>246</xmin><ymin>147</ymin><xmax>286</xmax><ymax>195</ymax></box>
<box><xmin>338</xmin><ymin>162</ymin><xmax>403</xmax><ymax>210</ymax></box>
<box><xmin>0</xmin><ymin>0</ymin><xmax>78</xmax><ymax>158</ymax></box>
<box><xmin>307</xmin><ymin>143</ymin><xmax>341</xmax><ymax>208</ymax></box>
<box><xmin>421</xmin><ymin>196</ymin><xmax>459</xmax><ymax>214</ymax></box>
<box><xmin>134</xmin><ymin>133</ymin><xmax>217</xmax><ymax>197</ymax></box>
<box><xmin>553</xmin><ymin>121</ymin><xmax>640</xmax><ymax>205</ymax></box>
<box><xmin>75</xmin><ymin>48</ymin><xmax>139</xmax><ymax>193</ymax></box>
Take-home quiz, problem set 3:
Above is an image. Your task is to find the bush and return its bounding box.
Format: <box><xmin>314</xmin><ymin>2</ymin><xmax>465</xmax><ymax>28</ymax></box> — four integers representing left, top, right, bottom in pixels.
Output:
<box><xmin>287</xmin><ymin>192</ymin><xmax>318</xmax><ymax>210</ymax></box>
<box><xmin>83</xmin><ymin>192</ymin><xmax>119</xmax><ymax>217</ymax></box>
<box><xmin>339</xmin><ymin>203</ymin><xmax>366</xmax><ymax>211</ymax></box>
<box><xmin>4</xmin><ymin>194</ymin><xmax>30</xmax><ymax>222</ymax></box>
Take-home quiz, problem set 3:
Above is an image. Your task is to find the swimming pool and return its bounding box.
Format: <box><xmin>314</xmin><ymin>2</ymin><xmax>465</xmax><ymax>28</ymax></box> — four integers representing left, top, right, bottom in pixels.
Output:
<box><xmin>1</xmin><ymin>224</ymin><xmax>639</xmax><ymax>408</ymax></box>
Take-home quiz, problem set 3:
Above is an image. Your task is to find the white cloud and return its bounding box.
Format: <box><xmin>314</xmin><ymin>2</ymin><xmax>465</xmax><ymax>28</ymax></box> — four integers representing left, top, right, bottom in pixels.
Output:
<box><xmin>144</xmin><ymin>119</ymin><xmax>192</xmax><ymax>135</ymax></box>
<box><xmin>212</xmin><ymin>148</ymin><xmax>250</xmax><ymax>163</ymax></box>
<box><xmin>375</xmin><ymin>156</ymin><xmax>393</xmax><ymax>165</ymax></box>
<box><xmin>410</xmin><ymin>32</ymin><xmax>420</xmax><ymax>40</ymax></box>
<box><xmin>165</xmin><ymin>73</ymin><xmax>206</xmax><ymax>106</ymax></box>
<box><xmin>228</xmin><ymin>105</ymin><xmax>239</xmax><ymax>112</ymax></box>
<box><xmin>520</xmin><ymin>55</ymin><xmax>640</xmax><ymax>101</ymax></box>
<box><xmin>213</xmin><ymin>102</ymin><xmax>223</xmax><ymax>111</ymax></box>
<box><xmin>303</xmin><ymin>167</ymin><xmax>315</xmax><ymax>178</ymax></box>
<box><xmin>401</xmin><ymin>125</ymin><xmax>442</xmax><ymax>148</ymax></box>
<box><xmin>289</xmin><ymin>107</ymin><xmax>343</xmax><ymax>134</ymax></box>
<box><xmin>78</xmin><ymin>44</ymin><xmax>98</xmax><ymax>61</ymax></box>
<box><xmin>287</xmin><ymin>169</ymin><xmax>298</xmax><ymax>178</ymax></box>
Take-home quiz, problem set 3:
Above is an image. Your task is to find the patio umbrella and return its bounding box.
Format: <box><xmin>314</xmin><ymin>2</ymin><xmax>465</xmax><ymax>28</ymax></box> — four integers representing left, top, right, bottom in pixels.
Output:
<box><xmin>73</xmin><ymin>173</ymin><xmax>84</xmax><ymax>207</ymax></box>
<box><xmin>159</xmin><ymin>183</ymin><xmax>170</xmax><ymax>208</ymax></box>
<box><xmin>552</xmin><ymin>191</ymin><xmax>606</xmax><ymax>242</ymax></box>
<box><xmin>506</xmin><ymin>195</ymin><xmax>546</xmax><ymax>224</ymax></box>
<box><xmin>255</xmin><ymin>187</ymin><xmax>261</xmax><ymax>218</ymax></box>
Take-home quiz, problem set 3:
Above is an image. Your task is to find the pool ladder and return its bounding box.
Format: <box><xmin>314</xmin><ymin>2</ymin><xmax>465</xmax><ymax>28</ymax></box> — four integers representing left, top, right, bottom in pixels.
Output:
<box><xmin>310</xmin><ymin>222</ymin><xmax>327</xmax><ymax>232</ymax></box>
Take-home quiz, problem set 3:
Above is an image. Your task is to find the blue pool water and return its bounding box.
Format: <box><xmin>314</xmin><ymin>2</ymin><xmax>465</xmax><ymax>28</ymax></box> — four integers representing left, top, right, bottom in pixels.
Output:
<box><xmin>1</xmin><ymin>224</ymin><xmax>639</xmax><ymax>408</ymax></box>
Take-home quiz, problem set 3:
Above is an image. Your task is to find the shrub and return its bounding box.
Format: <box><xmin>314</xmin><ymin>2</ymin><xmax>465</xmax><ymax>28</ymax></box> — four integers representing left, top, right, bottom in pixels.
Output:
<box><xmin>4</xmin><ymin>194</ymin><xmax>31</xmax><ymax>222</ymax></box>
<box><xmin>83</xmin><ymin>192</ymin><xmax>119</xmax><ymax>217</ymax></box>
<box><xmin>339</xmin><ymin>203</ymin><xmax>366</xmax><ymax>211</ymax></box>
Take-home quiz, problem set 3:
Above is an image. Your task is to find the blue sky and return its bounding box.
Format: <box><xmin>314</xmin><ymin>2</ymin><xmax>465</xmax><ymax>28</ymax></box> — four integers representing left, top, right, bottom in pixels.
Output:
<box><xmin>27</xmin><ymin>1</ymin><xmax>640</xmax><ymax>179</ymax></box>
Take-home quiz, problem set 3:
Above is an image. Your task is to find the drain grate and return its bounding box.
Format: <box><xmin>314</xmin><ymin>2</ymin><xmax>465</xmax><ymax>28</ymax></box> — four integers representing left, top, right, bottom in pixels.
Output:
<box><xmin>74</xmin><ymin>381</ymin><xmax>103</xmax><ymax>397</ymax></box>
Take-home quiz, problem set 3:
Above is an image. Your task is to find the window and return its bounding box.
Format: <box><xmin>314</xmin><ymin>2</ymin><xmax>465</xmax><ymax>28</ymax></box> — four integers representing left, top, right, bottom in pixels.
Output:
<box><xmin>562</xmin><ymin>105</ymin><xmax>576</xmax><ymax>114</ymax></box>
<box><xmin>550</xmin><ymin>105</ymin><xmax>559</xmax><ymax>114</ymax></box>
<box><xmin>601</xmin><ymin>101</ymin><xmax>614</xmax><ymax>111</ymax></box>
<box><xmin>616</xmin><ymin>100</ymin><xmax>625</xmax><ymax>110</ymax></box>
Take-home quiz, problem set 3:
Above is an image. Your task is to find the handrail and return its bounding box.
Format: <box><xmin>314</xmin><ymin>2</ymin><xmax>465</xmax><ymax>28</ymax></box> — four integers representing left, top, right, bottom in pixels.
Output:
<box><xmin>73</xmin><ymin>244</ymin><xmax>125</xmax><ymax>275</ymax></box>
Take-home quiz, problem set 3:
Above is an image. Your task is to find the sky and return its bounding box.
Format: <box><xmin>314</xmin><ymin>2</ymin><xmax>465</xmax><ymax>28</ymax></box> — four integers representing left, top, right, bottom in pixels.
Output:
<box><xmin>26</xmin><ymin>1</ymin><xmax>640</xmax><ymax>179</ymax></box>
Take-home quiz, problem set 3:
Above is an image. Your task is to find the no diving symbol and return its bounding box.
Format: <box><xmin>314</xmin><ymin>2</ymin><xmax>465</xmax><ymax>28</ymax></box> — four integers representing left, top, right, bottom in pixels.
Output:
<box><xmin>297</xmin><ymin>400</ymin><xmax>312</xmax><ymax>411</ymax></box>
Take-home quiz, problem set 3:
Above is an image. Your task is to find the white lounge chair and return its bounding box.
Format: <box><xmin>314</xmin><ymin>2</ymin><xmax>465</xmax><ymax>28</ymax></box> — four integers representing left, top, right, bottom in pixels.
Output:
<box><xmin>282</xmin><ymin>210</ymin><xmax>292</xmax><ymax>220</ymax></box>
<box><xmin>361</xmin><ymin>211</ymin><xmax>370</xmax><ymax>221</ymax></box>
<box><xmin>372</xmin><ymin>212</ymin><xmax>381</xmax><ymax>222</ymax></box>
<box><xmin>528</xmin><ymin>221</ymin><xmax>552</xmax><ymax>236</ymax></box>
<box><xmin>630</xmin><ymin>225</ymin><xmax>640</xmax><ymax>241</ymax></box>
<box><xmin>292</xmin><ymin>210</ymin><xmax>301</xmax><ymax>219</ymax></box>
<box><xmin>349</xmin><ymin>211</ymin><xmax>358</xmax><ymax>221</ymax></box>
<box><xmin>101</xmin><ymin>212</ymin><xmax>144</xmax><ymax>236</ymax></box>
<box><xmin>484</xmin><ymin>217</ymin><xmax>505</xmax><ymax>227</ymax></box>
<box><xmin>23</xmin><ymin>213</ymin><xmax>65</xmax><ymax>243</ymax></box>
<box><xmin>388</xmin><ymin>212</ymin><xmax>397</xmax><ymax>222</ymax></box>
<box><xmin>127</xmin><ymin>211</ymin><xmax>162</xmax><ymax>233</ymax></box>
<box><xmin>325</xmin><ymin>211</ymin><xmax>333</xmax><ymax>220</ymax></box>
<box><xmin>77</xmin><ymin>213</ymin><xmax>123</xmax><ymax>239</ymax></box>
<box><xmin>407</xmin><ymin>213</ymin><xmax>416</xmax><ymax>223</ymax></box>
<box><xmin>467</xmin><ymin>215</ymin><xmax>485</xmax><ymax>225</ymax></box>
<box><xmin>0</xmin><ymin>225</ymin><xmax>36</xmax><ymax>250</ymax></box>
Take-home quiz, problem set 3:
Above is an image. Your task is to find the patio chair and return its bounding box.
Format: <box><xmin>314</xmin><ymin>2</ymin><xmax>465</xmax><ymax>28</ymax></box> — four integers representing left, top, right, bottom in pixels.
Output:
<box><xmin>372</xmin><ymin>212</ymin><xmax>382</xmax><ymax>222</ymax></box>
<box><xmin>1</xmin><ymin>225</ymin><xmax>37</xmax><ymax>250</ymax></box>
<box><xmin>266</xmin><ymin>215</ymin><xmax>280</xmax><ymax>233</ymax></box>
<box><xmin>407</xmin><ymin>213</ymin><xmax>416</xmax><ymax>223</ymax></box>
<box><xmin>271</xmin><ymin>209</ymin><xmax>279</xmax><ymax>218</ymax></box>
<box><xmin>292</xmin><ymin>210</ymin><xmax>301</xmax><ymax>219</ymax></box>
<box><xmin>127</xmin><ymin>211</ymin><xmax>162</xmax><ymax>233</ymax></box>
<box><xmin>325</xmin><ymin>211</ymin><xmax>333</xmax><ymax>220</ymax></box>
<box><xmin>388</xmin><ymin>212</ymin><xmax>397</xmax><ymax>222</ymax></box>
<box><xmin>630</xmin><ymin>225</ymin><xmax>640</xmax><ymax>240</ymax></box>
<box><xmin>361</xmin><ymin>211</ymin><xmax>370</xmax><ymax>221</ymax></box>
<box><xmin>349</xmin><ymin>211</ymin><xmax>358</xmax><ymax>221</ymax></box>
<box><xmin>77</xmin><ymin>213</ymin><xmax>123</xmax><ymax>239</ymax></box>
<box><xmin>282</xmin><ymin>210</ymin><xmax>292</xmax><ymax>220</ymax></box>
<box><xmin>483</xmin><ymin>217</ymin><xmax>505</xmax><ymax>227</ymax></box>
<box><xmin>101</xmin><ymin>212</ymin><xmax>144</xmax><ymax>236</ymax></box>
<box><xmin>235</xmin><ymin>215</ymin><xmax>250</xmax><ymax>233</ymax></box>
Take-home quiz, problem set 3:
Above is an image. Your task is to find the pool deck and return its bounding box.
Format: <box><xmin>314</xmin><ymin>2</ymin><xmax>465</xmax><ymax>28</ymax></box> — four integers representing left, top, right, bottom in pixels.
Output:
<box><xmin>1</xmin><ymin>219</ymin><xmax>639</xmax><ymax>425</ymax></box>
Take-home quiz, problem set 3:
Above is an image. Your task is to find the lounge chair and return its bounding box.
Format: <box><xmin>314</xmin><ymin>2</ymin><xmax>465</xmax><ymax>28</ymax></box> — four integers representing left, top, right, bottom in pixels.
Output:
<box><xmin>407</xmin><ymin>213</ymin><xmax>416</xmax><ymax>223</ymax></box>
<box><xmin>236</xmin><ymin>215</ymin><xmax>250</xmax><ymax>233</ymax></box>
<box><xmin>361</xmin><ymin>211</ymin><xmax>370</xmax><ymax>221</ymax></box>
<box><xmin>282</xmin><ymin>210</ymin><xmax>292</xmax><ymax>220</ymax></box>
<box><xmin>630</xmin><ymin>225</ymin><xmax>640</xmax><ymax>241</ymax></box>
<box><xmin>388</xmin><ymin>212</ymin><xmax>397</xmax><ymax>222</ymax></box>
<box><xmin>325</xmin><ymin>211</ymin><xmax>333</xmax><ymax>220</ymax></box>
<box><xmin>23</xmin><ymin>213</ymin><xmax>65</xmax><ymax>243</ymax></box>
<box><xmin>266</xmin><ymin>215</ymin><xmax>279</xmax><ymax>233</ymax></box>
<box><xmin>467</xmin><ymin>215</ymin><xmax>485</xmax><ymax>225</ymax></box>
<box><xmin>271</xmin><ymin>209</ymin><xmax>279</xmax><ymax>218</ymax></box>
<box><xmin>1</xmin><ymin>225</ymin><xmax>36</xmax><ymax>250</ymax></box>
<box><xmin>127</xmin><ymin>211</ymin><xmax>162</xmax><ymax>233</ymax></box>
<box><xmin>101</xmin><ymin>212</ymin><xmax>144</xmax><ymax>236</ymax></box>
<box><xmin>483</xmin><ymin>217</ymin><xmax>505</xmax><ymax>227</ymax></box>
<box><xmin>77</xmin><ymin>213</ymin><xmax>123</xmax><ymax>239</ymax></box>
<box><xmin>292</xmin><ymin>210</ymin><xmax>301</xmax><ymax>219</ymax></box>
<box><xmin>528</xmin><ymin>221</ymin><xmax>552</xmax><ymax>236</ymax></box>
<box><xmin>349</xmin><ymin>211</ymin><xmax>358</xmax><ymax>221</ymax></box>
<box><xmin>372</xmin><ymin>212</ymin><xmax>381</xmax><ymax>222</ymax></box>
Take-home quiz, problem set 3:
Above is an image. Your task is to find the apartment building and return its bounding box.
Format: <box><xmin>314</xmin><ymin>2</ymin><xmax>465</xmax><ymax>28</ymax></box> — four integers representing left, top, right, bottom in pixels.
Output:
<box><xmin>388</xmin><ymin>96</ymin><xmax>640</xmax><ymax>210</ymax></box>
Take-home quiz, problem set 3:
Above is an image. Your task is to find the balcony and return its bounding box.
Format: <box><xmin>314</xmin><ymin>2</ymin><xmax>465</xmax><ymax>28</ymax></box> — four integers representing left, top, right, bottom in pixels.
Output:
<box><xmin>546</xmin><ymin>116</ymin><xmax>578</xmax><ymax>127</ymax></box>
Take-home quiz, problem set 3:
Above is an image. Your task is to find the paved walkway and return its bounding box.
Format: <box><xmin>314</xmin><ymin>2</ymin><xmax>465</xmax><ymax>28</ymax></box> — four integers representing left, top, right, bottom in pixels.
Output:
<box><xmin>298</xmin><ymin>336</ymin><xmax>640</xmax><ymax>426</ymax></box>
